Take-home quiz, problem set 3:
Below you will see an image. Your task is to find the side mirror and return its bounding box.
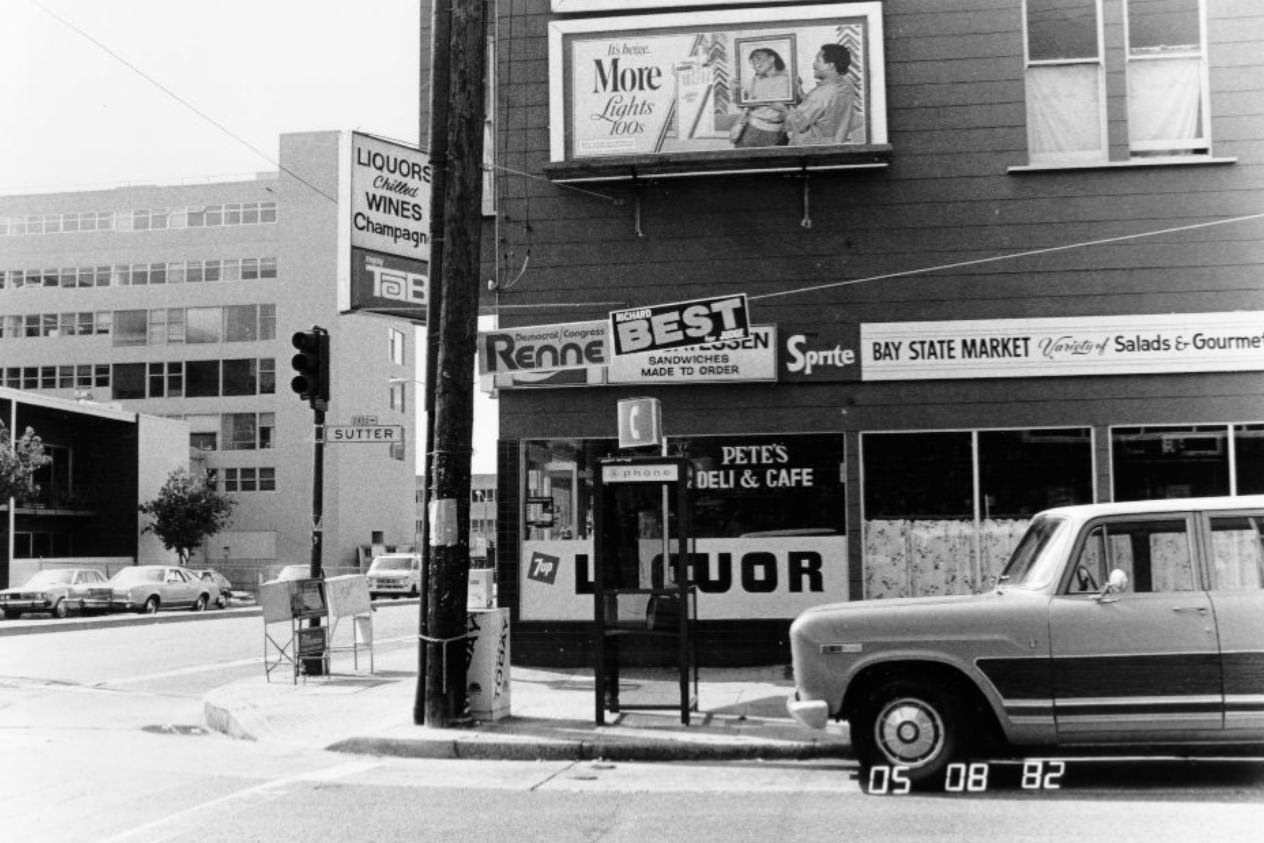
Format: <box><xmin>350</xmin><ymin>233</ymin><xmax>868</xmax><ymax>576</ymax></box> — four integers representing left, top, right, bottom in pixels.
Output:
<box><xmin>1095</xmin><ymin>568</ymin><xmax>1128</xmax><ymax>602</ymax></box>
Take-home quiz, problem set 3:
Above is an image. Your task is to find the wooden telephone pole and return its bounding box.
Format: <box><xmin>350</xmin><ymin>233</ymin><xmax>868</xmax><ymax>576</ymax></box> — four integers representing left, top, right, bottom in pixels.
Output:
<box><xmin>415</xmin><ymin>0</ymin><xmax>489</xmax><ymax>727</ymax></box>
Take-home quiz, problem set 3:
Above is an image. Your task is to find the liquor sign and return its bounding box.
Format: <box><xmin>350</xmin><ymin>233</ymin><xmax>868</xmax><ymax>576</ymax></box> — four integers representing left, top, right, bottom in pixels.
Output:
<box><xmin>337</xmin><ymin>131</ymin><xmax>432</xmax><ymax>323</ymax></box>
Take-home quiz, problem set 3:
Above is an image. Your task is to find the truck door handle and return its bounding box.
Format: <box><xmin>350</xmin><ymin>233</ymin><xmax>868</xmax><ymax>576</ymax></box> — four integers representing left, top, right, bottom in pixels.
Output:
<box><xmin>1172</xmin><ymin>606</ymin><xmax>1208</xmax><ymax>614</ymax></box>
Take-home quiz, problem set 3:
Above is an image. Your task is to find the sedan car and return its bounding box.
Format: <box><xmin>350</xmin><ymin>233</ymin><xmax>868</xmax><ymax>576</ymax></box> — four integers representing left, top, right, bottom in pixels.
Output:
<box><xmin>188</xmin><ymin>568</ymin><xmax>234</xmax><ymax>608</ymax></box>
<box><xmin>108</xmin><ymin>565</ymin><xmax>212</xmax><ymax>614</ymax></box>
<box><xmin>0</xmin><ymin>568</ymin><xmax>112</xmax><ymax>619</ymax></box>
<box><xmin>788</xmin><ymin>495</ymin><xmax>1264</xmax><ymax>788</ymax></box>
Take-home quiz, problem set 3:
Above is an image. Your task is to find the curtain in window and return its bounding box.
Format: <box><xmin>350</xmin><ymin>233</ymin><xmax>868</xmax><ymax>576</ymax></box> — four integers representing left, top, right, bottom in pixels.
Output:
<box><xmin>1027</xmin><ymin>64</ymin><xmax>1104</xmax><ymax>160</ymax></box>
<box><xmin>1128</xmin><ymin>57</ymin><xmax>1202</xmax><ymax>149</ymax></box>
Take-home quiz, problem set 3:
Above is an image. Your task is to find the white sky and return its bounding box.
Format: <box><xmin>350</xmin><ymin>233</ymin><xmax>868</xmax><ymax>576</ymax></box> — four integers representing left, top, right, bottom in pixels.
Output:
<box><xmin>2</xmin><ymin>0</ymin><xmax>498</xmax><ymax>473</ymax></box>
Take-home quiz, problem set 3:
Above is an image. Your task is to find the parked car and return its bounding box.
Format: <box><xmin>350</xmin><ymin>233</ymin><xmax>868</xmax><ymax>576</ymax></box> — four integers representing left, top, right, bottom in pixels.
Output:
<box><xmin>787</xmin><ymin>495</ymin><xmax>1264</xmax><ymax>787</ymax></box>
<box><xmin>367</xmin><ymin>552</ymin><xmax>421</xmax><ymax>599</ymax></box>
<box><xmin>108</xmin><ymin>565</ymin><xmax>212</xmax><ymax>614</ymax></box>
<box><xmin>187</xmin><ymin>568</ymin><xmax>234</xmax><ymax>608</ymax></box>
<box><xmin>0</xmin><ymin>568</ymin><xmax>112</xmax><ymax>619</ymax></box>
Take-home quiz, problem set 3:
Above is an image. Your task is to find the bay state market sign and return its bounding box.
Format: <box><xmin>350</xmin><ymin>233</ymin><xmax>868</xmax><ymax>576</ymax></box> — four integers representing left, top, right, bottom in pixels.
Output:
<box><xmin>336</xmin><ymin>131</ymin><xmax>431</xmax><ymax>323</ymax></box>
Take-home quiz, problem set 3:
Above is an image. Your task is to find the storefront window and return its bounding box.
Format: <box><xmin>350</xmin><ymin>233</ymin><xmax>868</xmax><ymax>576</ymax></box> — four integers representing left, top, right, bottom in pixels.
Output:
<box><xmin>862</xmin><ymin>428</ymin><xmax>1093</xmax><ymax>600</ymax></box>
<box><xmin>1234</xmin><ymin>424</ymin><xmax>1264</xmax><ymax>495</ymax></box>
<box><xmin>519</xmin><ymin>433</ymin><xmax>848</xmax><ymax>623</ymax></box>
<box><xmin>1112</xmin><ymin>425</ymin><xmax>1229</xmax><ymax>500</ymax></box>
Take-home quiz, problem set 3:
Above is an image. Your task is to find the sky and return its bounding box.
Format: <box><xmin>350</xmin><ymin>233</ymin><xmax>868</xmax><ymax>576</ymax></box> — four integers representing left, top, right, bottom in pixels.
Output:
<box><xmin>2</xmin><ymin>0</ymin><xmax>498</xmax><ymax>473</ymax></box>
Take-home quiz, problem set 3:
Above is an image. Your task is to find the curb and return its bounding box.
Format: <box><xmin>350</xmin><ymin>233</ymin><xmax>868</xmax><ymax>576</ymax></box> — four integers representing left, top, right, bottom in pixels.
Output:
<box><xmin>0</xmin><ymin>598</ymin><xmax>421</xmax><ymax>637</ymax></box>
<box><xmin>326</xmin><ymin>735</ymin><xmax>852</xmax><ymax>762</ymax></box>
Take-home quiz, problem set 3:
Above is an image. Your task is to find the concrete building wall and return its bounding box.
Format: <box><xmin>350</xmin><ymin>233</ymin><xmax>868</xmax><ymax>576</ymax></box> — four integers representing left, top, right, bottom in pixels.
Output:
<box><xmin>0</xmin><ymin>131</ymin><xmax>419</xmax><ymax>583</ymax></box>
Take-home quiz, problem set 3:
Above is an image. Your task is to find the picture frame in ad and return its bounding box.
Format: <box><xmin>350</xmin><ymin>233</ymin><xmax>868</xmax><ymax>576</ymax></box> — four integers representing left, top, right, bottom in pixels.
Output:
<box><xmin>734</xmin><ymin>35</ymin><xmax>797</xmax><ymax>107</ymax></box>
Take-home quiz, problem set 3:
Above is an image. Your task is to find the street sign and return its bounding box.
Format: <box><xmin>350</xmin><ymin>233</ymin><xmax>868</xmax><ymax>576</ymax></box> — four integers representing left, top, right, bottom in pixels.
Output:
<box><xmin>323</xmin><ymin>425</ymin><xmax>405</xmax><ymax>443</ymax></box>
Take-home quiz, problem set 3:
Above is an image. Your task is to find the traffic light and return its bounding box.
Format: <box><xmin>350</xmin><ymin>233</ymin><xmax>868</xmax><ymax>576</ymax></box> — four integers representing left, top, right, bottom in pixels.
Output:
<box><xmin>290</xmin><ymin>328</ymin><xmax>329</xmax><ymax>410</ymax></box>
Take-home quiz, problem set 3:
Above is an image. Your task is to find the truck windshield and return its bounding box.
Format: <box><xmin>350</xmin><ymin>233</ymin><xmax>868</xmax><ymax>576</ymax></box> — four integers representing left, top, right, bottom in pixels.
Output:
<box><xmin>373</xmin><ymin>557</ymin><xmax>414</xmax><ymax>571</ymax></box>
<box><xmin>998</xmin><ymin>515</ymin><xmax>1068</xmax><ymax>589</ymax></box>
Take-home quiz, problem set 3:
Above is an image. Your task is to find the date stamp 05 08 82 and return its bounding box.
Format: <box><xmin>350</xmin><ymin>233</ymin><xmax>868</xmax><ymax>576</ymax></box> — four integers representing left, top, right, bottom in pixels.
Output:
<box><xmin>867</xmin><ymin>759</ymin><xmax>1067</xmax><ymax>795</ymax></box>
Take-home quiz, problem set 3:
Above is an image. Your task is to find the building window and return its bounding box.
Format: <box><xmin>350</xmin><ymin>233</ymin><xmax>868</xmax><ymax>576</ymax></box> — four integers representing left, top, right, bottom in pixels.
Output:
<box><xmin>185</xmin><ymin>360</ymin><xmax>221</xmax><ymax>397</ymax></box>
<box><xmin>389</xmin><ymin>381</ymin><xmax>406</xmax><ymax>412</ymax></box>
<box><xmin>862</xmin><ymin>428</ymin><xmax>1094</xmax><ymax>599</ymax></box>
<box><xmin>111</xmin><ymin>363</ymin><xmax>146</xmax><ymax>399</ymax></box>
<box><xmin>186</xmin><ymin>307</ymin><xmax>221</xmax><ymax>343</ymax></box>
<box><xmin>1024</xmin><ymin>0</ymin><xmax>1208</xmax><ymax>165</ymax></box>
<box><xmin>1112</xmin><ymin>424</ymin><xmax>1229</xmax><ymax>500</ymax></box>
<box><xmin>258</xmin><ymin>357</ymin><xmax>276</xmax><ymax>394</ymax></box>
<box><xmin>225</xmin><ymin>305</ymin><xmax>259</xmax><ymax>342</ymax></box>
<box><xmin>389</xmin><ymin>327</ymin><xmax>406</xmax><ymax>365</ymax></box>
<box><xmin>221</xmin><ymin>358</ymin><xmax>257</xmax><ymax>396</ymax></box>
<box><xmin>222</xmin><ymin>413</ymin><xmax>258</xmax><ymax>451</ymax></box>
<box><xmin>1024</xmin><ymin>0</ymin><xmax>1106</xmax><ymax>164</ymax></box>
<box><xmin>112</xmin><ymin>310</ymin><xmax>148</xmax><ymax>347</ymax></box>
<box><xmin>1126</xmin><ymin>0</ymin><xmax>1206</xmax><ymax>156</ymax></box>
<box><xmin>224</xmin><ymin>467</ymin><xmax>274</xmax><ymax>493</ymax></box>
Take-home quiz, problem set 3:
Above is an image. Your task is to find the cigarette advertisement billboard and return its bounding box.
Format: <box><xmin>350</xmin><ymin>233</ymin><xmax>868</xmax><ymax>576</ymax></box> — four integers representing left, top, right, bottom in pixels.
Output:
<box><xmin>548</xmin><ymin>3</ymin><xmax>886</xmax><ymax>167</ymax></box>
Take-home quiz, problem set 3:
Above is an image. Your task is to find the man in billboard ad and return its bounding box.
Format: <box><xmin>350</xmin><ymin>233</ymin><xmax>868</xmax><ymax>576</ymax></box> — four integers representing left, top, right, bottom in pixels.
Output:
<box><xmin>519</xmin><ymin>433</ymin><xmax>847</xmax><ymax>621</ymax></box>
<box><xmin>553</xmin><ymin>4</ymin><xmax>879</xmax><ymax>161</ymax></box>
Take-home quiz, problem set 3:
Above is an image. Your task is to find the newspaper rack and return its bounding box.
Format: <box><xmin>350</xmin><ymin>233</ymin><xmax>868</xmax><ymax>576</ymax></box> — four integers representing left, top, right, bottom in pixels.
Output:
<box><xmin>260</xmin><ymin>578</ymin><xmax>329</xmax><ymax>683</ymax></box>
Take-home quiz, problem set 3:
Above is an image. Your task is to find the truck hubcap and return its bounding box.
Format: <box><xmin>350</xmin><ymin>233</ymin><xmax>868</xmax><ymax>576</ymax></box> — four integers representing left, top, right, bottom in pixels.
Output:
<box><xmin>875</xmin><ymin>698</ymin><xmax>944</xmax><ymax>766</ymax></box>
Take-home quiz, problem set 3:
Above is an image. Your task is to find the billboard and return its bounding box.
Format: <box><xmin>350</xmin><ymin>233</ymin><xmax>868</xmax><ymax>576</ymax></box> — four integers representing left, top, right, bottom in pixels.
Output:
<box><xmin>337</xmin><ymin>131</ymin><xmax>432</xmax><ymax>322</ymax></box>
<box><xmin>548</xmin><ymin>3</ymin><xmax>886</xmax><ymax>168</ymax></box>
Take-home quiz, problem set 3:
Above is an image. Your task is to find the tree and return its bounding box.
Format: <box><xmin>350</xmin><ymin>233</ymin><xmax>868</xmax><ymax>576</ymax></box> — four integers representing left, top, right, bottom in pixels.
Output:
<box><xmin>138</xmin><ymin>468</ymin><xmax>235</xmax><ymax>565</ymax></box>
<box><xmin>0</xmin><ymin>422</ymin><xmax>52</xmax><ymax>503</ymax></box>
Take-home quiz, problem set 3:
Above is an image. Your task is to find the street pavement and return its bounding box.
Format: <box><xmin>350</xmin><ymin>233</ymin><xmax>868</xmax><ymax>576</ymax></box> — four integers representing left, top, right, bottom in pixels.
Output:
<box><xmin>0</xmin><ymin>602</ymin><xmax>852</xmax><ymax>763</ymax></box>
<box><xmin>202</xmin><ymin>638</ymin><xmax>852</xmax><ymax>763</ymax></box>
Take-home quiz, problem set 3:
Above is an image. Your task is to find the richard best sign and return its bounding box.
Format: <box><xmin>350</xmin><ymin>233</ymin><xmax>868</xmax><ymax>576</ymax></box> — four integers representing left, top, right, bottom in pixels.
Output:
<box><xmin>337</xmin><ymin>131</ymin><xmax>432</xmax><ymax>322</ymax></box>
<box><xmin>862</xmin><ymin>311</ymin><xmax>1264</xmax><ymax>380</ymax></box>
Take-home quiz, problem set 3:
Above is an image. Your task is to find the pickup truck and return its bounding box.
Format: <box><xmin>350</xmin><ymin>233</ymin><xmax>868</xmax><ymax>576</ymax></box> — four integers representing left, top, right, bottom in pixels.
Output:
<box><xmin>788</xmin><ymin>495</ymin><xmax>1264</xmax><ymax>786</ymax></box>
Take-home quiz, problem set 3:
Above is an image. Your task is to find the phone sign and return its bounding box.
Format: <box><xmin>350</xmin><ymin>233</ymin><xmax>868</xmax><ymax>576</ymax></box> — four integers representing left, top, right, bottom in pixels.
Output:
<box><xmin>618</xmin><ymin>397</ymin><xmax>662</xmax><ymax>450</ymax></box>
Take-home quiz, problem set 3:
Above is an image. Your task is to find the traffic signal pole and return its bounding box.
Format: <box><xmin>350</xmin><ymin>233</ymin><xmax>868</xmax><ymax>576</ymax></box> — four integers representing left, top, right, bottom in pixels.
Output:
<box><xmin>291</xmin><ymin>327</ymin><xmax>330</xmax><ymax>676</ymax></box>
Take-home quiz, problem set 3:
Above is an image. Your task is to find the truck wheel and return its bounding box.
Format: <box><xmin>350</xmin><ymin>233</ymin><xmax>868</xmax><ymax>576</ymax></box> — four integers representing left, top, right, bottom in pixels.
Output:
<box><xmin>852</xmin><ymin>679</ymin><xmax>964</xmax><ymax>788</ymax></box>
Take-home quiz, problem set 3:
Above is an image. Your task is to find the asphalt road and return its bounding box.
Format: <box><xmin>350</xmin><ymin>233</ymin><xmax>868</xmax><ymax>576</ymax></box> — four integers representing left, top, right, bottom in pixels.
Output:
<box><xmin>2</xmin><ymin>604</ymin><xmax>1262</xmax><ymax>842</ymax></box>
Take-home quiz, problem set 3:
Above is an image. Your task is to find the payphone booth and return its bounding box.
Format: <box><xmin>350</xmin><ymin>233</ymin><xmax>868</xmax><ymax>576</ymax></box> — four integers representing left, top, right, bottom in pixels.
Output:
<box><xmin>593</xmin><ymin>455</ymin><xmax>698</xmax><ymax>725</ymax></box>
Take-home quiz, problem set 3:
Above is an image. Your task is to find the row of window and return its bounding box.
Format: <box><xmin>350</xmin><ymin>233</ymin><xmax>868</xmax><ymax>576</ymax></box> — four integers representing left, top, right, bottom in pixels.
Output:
<box><xmin>1024</xmin><ymin>0</ymin><xmax>1209</xmax><ymax>164</ymax></box>
<box><xmin>177</xmin><ymin>412</ymin><xmax>275</xmax><ymax>452</ymax></box>
<box><xmin>0</xmin><ymin>202</ymin><xmax>278</xmax><ymax>237</ymax></box>
<box><xmin>0</xmin><ymin>257</ymin><xmax>277</xmax><ymax>290</ymax></box>
<box><xmin>206</xmin><ymin>467</ymin><xmax>276</xmax><ymax>493</ymax></box>
<box><xmin>113</xmin><ymin>358</ymin><xmax>276</xmax><ymax>399</ymax></box>
<box><xmin>1</xmin><ymin>304</ymin><xmax>276</xmax><ymax>346</ymax></box>
<box><xmin>0</xmin><ymin>359</ymin><xmax>278</xmax><ymax>397</ymax></box>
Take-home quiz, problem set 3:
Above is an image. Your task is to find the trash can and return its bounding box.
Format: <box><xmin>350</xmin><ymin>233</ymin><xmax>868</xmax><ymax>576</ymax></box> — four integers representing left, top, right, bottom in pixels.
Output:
<box><xmin>466</xmin><ymin>607</ymin><xmax>510</xmax><ymax>720</ymax></box>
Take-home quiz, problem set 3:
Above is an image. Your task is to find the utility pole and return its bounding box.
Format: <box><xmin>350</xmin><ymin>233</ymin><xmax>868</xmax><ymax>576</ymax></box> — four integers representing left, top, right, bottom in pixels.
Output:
<box><xmin>416</xmin><ymin>0</ymin><xmax>488</xmax><ymax>727</ymax></box>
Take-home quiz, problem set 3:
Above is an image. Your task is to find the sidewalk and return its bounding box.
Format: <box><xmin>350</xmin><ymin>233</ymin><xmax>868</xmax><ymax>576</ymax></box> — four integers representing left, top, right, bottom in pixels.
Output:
<box><xmin>202</xmin><ymin>644</ymin><xmax>852</xmax><ymax>762</ymax></box>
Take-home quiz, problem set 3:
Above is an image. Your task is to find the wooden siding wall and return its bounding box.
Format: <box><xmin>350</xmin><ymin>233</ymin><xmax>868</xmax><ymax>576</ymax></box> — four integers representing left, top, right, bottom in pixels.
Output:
<box><xmin>473</xmin><ymin>0</ymin><xmax>1264</xmax><ymax>665</ymax></box>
